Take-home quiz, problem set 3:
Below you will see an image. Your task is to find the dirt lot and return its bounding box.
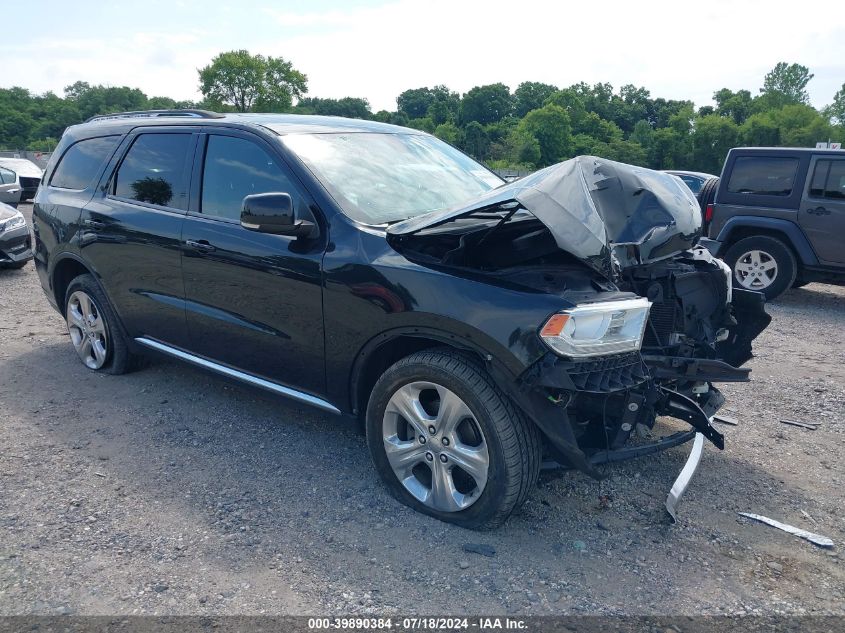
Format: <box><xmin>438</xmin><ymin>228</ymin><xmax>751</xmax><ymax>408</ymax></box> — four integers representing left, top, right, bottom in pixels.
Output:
<box><xmin>1</xmin><ymin>202</ymin><xmax>843</xmax><ymax>616</ymax></box>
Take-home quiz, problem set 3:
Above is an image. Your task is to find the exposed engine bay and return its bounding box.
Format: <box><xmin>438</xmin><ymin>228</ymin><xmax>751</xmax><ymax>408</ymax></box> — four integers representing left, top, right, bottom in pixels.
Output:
<box><xmin>388</xmin><ymin>157</ymin><xmax>771</xmax><ymax>479</ymax></box>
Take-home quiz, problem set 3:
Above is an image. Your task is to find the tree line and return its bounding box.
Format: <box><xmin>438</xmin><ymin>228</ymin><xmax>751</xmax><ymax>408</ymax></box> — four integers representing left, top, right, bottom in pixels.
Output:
<box><xmin>2</xmin><ymin>50</ymin><xmax>843</xmax><ymax>175</ymax></box>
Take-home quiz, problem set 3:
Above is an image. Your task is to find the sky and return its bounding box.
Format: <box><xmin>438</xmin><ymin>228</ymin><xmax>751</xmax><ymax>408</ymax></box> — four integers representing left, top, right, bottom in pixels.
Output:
<box><xmin>5</xmin><ymin>0</ymin><xmax>845</xmax><ymax>112</ymax></box>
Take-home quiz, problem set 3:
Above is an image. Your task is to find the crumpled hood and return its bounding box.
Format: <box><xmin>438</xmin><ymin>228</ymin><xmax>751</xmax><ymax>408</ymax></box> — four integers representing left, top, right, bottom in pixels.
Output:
<box><xmin>388</xmin><ymin>156</ymin><xmax>702</xmax><ymax>278</ymax></box>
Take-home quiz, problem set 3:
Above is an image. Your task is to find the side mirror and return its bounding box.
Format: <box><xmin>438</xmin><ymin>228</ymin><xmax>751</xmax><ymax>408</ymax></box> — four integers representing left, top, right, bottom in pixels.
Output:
<box><xmin>240</xmin><ymin>192</ymin><xmax>317</xmax><ymax>238</ymax></box>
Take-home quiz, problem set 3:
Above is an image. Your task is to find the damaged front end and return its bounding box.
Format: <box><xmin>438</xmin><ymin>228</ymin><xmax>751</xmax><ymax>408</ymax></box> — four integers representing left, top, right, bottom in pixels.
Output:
<box><xmin>518</xmin><ymin>260</ymin><xmax>770</xmax><ymax>476</ymax></box>
<box><xmin>388</xmin><ymin>156</ymin><xmax>770</xmax><ymax>483</ymax></box>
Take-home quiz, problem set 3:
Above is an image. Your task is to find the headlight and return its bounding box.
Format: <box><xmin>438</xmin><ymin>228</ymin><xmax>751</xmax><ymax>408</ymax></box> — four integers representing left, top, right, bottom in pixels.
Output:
<box><xmin>539</xmin><ymin>298</ymin><xmax>652</xmax><ymax>358</ymax></box>
<box><xmin>0</xmin><ymin>212</ymin><xmax>25</xmax><ymax>233</ymax></box>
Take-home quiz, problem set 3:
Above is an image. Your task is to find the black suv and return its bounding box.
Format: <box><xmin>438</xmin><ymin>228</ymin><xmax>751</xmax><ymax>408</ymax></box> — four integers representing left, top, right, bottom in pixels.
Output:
<box><xmin>707</xmin><ymin>147</ymin><xmax>845</xmax><ymax>299</ymax></box>
<box><xmin>32</xmin><ymin>110</ymin><xmax>769</xmax><ymax>528</ymax></box>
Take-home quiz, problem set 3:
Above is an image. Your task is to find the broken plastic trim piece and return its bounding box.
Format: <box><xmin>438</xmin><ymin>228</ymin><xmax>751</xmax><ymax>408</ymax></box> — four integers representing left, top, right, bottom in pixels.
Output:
<box><xmin>659</xmin><ymin>387</ymin><xmax>725</xmax><ymax>449</ymax></box>
<box><xmin>712</xmin><ymin>414</ymin><xmax>739</xmax><ymax>426</ymax></box>
<box><xmin>738</xmin><ymin>512</ymin><xmax>834</xmax><ymax>549</ymax></box>
<box><xmin>665</xmin><ymin>432</ymin><xmax>704</xmax><ymax>523</ymax></box>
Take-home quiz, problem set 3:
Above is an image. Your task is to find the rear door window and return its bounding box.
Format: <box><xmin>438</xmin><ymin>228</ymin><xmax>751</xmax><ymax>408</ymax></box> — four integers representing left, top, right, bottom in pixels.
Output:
<box><xmin>0</xmin><ymin>167</ymin><xmax>15</xmax><ymax>184</ymax></box>
<box><xmin>50</xmin><ymin>136</ymin><xmax>120</xmax><ymax>190</ymax></box>
<box><xmin>113</xmin><ymin>133</ymin><xmax>192</xmax><ymax>210</ymax></box>
<box><xmin>727</xmin><ymin>157</ymin><xmax>799</xmax><ymax>196</ymax></box>
<box><xmin>809</xmin><ymin>160</ymin><xmax>845</xmax><ymax>199</ymax></box>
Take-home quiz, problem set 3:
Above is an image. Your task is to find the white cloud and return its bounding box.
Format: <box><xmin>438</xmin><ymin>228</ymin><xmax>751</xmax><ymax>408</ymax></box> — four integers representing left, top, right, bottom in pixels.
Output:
<box><xmin>3</xmin><ymin>0</ymin><xmax>844</xmax><ymax>110</ymax></box>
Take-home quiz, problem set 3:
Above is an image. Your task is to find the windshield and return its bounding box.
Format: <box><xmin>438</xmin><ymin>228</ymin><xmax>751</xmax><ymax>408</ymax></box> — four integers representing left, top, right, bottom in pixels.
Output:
<box><xmin>281</xmin><ymin>132</ymin><xmax>503</xmax><ymax>224</ymax></box>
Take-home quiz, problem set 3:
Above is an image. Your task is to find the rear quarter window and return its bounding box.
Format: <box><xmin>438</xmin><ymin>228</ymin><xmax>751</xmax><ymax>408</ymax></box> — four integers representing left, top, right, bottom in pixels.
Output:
<box><xmin>809</xmin><ymin>160</ymin><xmax>845</xmax><ymax>199</ymax></box>
<box><xmin>50</xmin><ymin>136</ymin><xmax>120</xmax><ymax>190</ymax></box>
<box><xmin>727</xmin><ymin>157</ymin><xmax>799</xmax><ymax>196</ymax></box>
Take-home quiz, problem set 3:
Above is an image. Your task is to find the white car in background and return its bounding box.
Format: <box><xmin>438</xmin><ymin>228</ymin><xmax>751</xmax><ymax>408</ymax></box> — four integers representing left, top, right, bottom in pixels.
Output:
<box><xmin>0</xmin><ymin>164</ymin><xmax>22</xmax><ymax>207</ymax></box>
<box><xmin>0</xmin><ymin>158</ymin><xmax>43</xmax><ymax>201</ymax></box>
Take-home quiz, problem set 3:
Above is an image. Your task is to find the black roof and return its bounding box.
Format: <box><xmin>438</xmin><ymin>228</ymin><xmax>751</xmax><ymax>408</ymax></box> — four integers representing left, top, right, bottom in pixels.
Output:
<box><xmin>69</xmin><ymin>111</ymin><xmax>416</xmax><ymax>139</ymax></box>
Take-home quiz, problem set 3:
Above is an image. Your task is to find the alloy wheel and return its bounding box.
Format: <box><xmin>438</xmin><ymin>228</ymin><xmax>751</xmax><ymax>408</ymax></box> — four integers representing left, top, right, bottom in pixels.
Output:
<box><xmin>382</xmin><ymin>381</ymin><xmax>489</xmax><ymax>512</ymax></box>
<box><xmin>734</xmin><ymin>249</ymin><xmax>778</xmax><ymax>290</ymax></box>
<box><xmin>66</xmin><ymin>290</ymin><xmax>109</xmax><ymax>369</ymax></box>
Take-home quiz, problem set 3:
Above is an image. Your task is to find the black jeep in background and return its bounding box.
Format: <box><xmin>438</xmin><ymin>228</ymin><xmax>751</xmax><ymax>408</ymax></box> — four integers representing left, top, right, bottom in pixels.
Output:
<box><xmin>706</xmin><ymin>147</ymin><xmax>845</xmax><ymax>300</ymax></box>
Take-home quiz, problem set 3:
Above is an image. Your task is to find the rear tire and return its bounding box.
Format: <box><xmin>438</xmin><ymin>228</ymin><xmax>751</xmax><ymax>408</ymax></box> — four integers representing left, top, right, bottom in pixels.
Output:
<box><xmin>366</xmin><ymin>349</ymin><xmax>541</xmax><ymax>529</ymax></box>
<box><xmin>723</xmin><ymin>235</ymin><xmax>797</xmax><ymax>300</ymax></box>
<box><xmin>64</xmin><ymin>274</ymin><xmax>142</xmax><ymax>375</ymax></box>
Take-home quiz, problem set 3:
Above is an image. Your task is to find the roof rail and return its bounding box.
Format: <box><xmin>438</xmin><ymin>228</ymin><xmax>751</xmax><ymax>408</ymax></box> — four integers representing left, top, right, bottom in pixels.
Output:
<box><xmin>85</xmin><ymin>109</ymin><xmax>225</xmax><ymax>123</ymax></box>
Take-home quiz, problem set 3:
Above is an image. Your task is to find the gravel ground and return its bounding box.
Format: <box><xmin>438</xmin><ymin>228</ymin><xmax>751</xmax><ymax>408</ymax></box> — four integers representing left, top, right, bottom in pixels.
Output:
<box><xmin>1</xmin><ymin>203</ymin><xmax>843</xmax><ymax>616</ymax></box>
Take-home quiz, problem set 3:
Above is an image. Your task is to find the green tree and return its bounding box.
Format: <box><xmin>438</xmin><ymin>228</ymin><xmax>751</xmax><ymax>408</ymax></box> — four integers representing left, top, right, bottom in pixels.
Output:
<box><xmin>462</xmin><ymin>121</ymin><xmax>491</xmax><ymax>159</ymax></box>
<box><xmin>740</xmin><ymin>112</ymin><xmax>780</xmax><ymax>146</ymax></box>
<box><xmin>64</xmin><ymin>83</ymin><xmax>147</xmax><ymax>120</ymax></box>
<box><xmin>630</xmin><ymin>119</ymin><xmax>654</xmax><ymax>149</ymax></box>
<box><xmin>544</xmin><ymin>89</ymin><xmax>587</xmax><ymax>128</ymax></box>
<box><xmin>505</xmin><ymin>129</ymin><xmax>541</xmax><ymax>167</ymax></box>
<box><xmin>590</xmin><ymin>139</ymin><xmax>647</xmax><ymax>165</ymax></box>
<box><xmin>714</xmin><ymin>88</ymin><xmax>753</xmax><ymax>125</ymax></box>
<box><xmin>397</xmin><ymin>86</ymin><xmax>459</xmax><ymax>121</ymax></box>
<box><xmin>648</xmin><ymin>98</ymin><xmax>694</xmax><ymax>128</ymax></box>
<box><xmin>459</xmin><ymin>83</ymin><xmax>512</xmax><ymax>126</ymax></box>
<box><xmin>516</xmin><ymin>105</ymin><xmax>572</xmax><ymax>166</ymax></box>
<box><xmin>427</xmin><ymin>100</ymin><xmax>452</xmax><ymax>125</ymax></box>
<box><xmin>198</xmin><ymin>50</ymin><xmax>307</xmax><ymax>112</ymax></box>
<box><xmin>513</xmin><ymin>81</ymin><xmax>558</xmax><ymax>118</ymax></box>
<box><xmin>692</xmin><ymin>114</ymin><xmax>740</xmax><ymax>174</ymax></box>
<box><xmin>647</xmin><ymin>128</ymin><xmax>688</xmax><ymax>169</ymax></box>
<box><xmin>396</xmin><ymin>87</ymin><xmax>433</xmax><ymax>119</ymax></box>
<box><xmin>771</xmin><ymin>104</ymin><xmax>832</xmax><ymax>146</ymax></box>
<box><xmin>406</xmin><ymin>117</ymin><xmax>435</xmax><ymax>133</ymax></box>
<box><xmin>295</xmin><ymin>97</ymin><xmax>371</xmax><ymax>119</ymax></box>
<box><xmin>824</xmin><ymin>83</ymin><xmax>845</xmax><ymax>124</ymax></box>
<box><xmin>434</xmin><ymin>122</ymin><xmax>462</xmax><ymax>146</ymax></box>
<box><xmin>760</xmin><ymin>62</ymin><xmax>814</xmax><ymax>106</ymax></box>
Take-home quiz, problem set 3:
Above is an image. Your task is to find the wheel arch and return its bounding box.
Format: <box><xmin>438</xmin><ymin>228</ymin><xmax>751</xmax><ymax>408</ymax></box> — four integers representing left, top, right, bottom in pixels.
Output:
<box><xmin>51</xmin><ymin>254</ymin><xmax>96</xmax><ymax>314</ymax></box>
<box><xmin>349</xmin><ymin>327</ymin><xmax>519</xmax><ymax>419</ymax></box>
<box><xmin>715</xmin><ymin>216</ymin><xmax>818</xmax><ymax>267</ymax></box>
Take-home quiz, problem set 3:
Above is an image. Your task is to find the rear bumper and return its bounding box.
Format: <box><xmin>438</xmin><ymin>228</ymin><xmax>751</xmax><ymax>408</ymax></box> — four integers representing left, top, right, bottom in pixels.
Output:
<box><xmin>0</xmin><ymin>225</ymin><xmax>33</xmax><ymax>264</ymax></box>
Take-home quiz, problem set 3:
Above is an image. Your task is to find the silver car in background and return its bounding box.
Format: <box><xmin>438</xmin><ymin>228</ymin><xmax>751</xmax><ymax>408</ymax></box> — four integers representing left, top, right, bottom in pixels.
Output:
<box><xmin>0</xmin><ymin>165</ymin><xmax>22</xmax><ymax>208</ymax></box>
<box><xmin>0</xmin><ymin>158</ymin><xmax>43</xmax><ymax>201</ymax></box>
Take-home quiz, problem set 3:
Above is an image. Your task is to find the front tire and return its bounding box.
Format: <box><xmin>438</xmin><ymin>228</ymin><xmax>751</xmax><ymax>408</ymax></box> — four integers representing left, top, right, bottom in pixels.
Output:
<box><xmin>723</xmin><ymin>235</ymin><xmax>797</xmax><ymax>300</ymax></box>
<box><xmin>366</xmin><ymin>349</ymin><xmax>541</xmax><ymax>529</ymax></box>
<box><xmin>64</xmin><ymin>274</ymin><xmax>141</xmax><ymax>375</ymax></box>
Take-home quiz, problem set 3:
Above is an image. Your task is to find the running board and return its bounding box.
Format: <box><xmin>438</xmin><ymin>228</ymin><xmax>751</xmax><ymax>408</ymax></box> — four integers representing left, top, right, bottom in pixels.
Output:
<box><xmin>134</xmin><ymin>337</ymin><xmax>341</xmax><ymax>415</ymax></box>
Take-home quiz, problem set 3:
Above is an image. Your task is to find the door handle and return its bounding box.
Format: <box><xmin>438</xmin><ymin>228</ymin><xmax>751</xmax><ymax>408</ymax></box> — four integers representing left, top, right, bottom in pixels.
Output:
<box><xmin>83</xmin><ymin>219</ymin><xmax>106</xmax><ymax>230</ymax></box>
<box><xmin>185</xmin><ymin>239</ymin><xmax>216</xmax><ymax>252</ymax></box>
<box><xmin>807</xmin><ymin>206</ymin><xmax>830</xmax><ymax>216</ymax></box>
